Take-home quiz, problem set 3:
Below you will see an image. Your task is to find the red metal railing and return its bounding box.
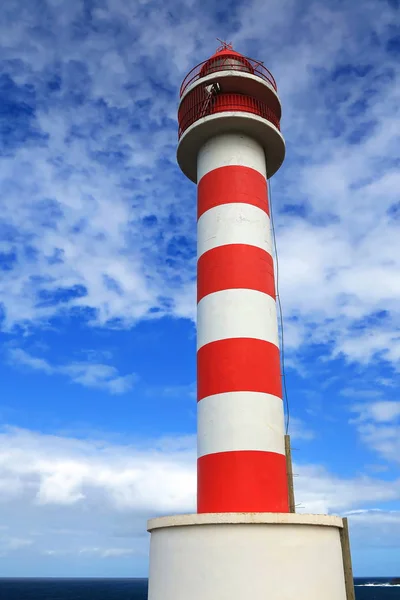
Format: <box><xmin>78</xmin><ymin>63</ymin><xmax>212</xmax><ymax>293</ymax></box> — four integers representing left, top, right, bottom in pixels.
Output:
<box><xmin>178</xmin><ymin>88</ymin><xmax>281</xmax><ymax>139</ymax></box>
<box><xmin>180</xmin><ymin>55</ymin><xmax>277</xmax><ymax>97</ymax></box>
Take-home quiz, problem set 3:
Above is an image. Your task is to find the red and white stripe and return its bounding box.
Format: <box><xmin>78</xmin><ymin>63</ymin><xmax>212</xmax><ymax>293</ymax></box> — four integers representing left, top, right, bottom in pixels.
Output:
<box><xmin>196</xmin><ymin>132</ymin><xmax>289</xmax><ymax>514</ymax></box>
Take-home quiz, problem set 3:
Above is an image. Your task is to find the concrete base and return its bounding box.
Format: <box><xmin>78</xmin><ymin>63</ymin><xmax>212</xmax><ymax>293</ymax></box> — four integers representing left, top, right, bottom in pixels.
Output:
<box><xmin>147</xmin><ymin>513</ymin><xmax>347</xmax><ymax>600</ymax></box>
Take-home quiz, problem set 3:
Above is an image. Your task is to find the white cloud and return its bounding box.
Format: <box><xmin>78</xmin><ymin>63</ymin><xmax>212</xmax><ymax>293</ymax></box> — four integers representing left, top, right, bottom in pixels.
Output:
<box><xmin>357</xmin><ymin>422</ymin><xmax>400</xmax><ymax>466</ymax></box>
<box><xmin>0</xmin><ymin>0</ymin><xmax>398</xmax><ymax>373</ymax></box>
<box><xmin>62</xmin><ymin>363</ymin><xmax>137</xmax><ymax>395</ymax></box>
<box><xmin>79</xmin><ymin>547</ymin><xmax>136</xmax><ymax>558</ymax></box>
<box><xmin>350</xmin><ymin>401</ymin><xmax>400</xmax><ymax>424</ymax></box>
<box><xmin>0</xmin><ymin>425</ymin><xmax>398</xmax><ymax>564</ymax></box>
<box><xmin>0</xmin><ymin>426</ymin><xmax>196</xmax><ymax>512</ymax></box>
<box><xmin>349</xmin><ymin>401</ymin><xmax>400</xmax><ymax>465</ymax></box>
<box><xmin>0</xmin><ymin>537</ymin><xmax>34</xmax><ymax>551</ymax></box>
<box><xmin>42</xmin><ymin>545</ymin><xmax>142</xmax><ymax>559</ymax></box>
<box><xmin>0</xmin><ymin>0</ymin><xmax>203</xmax><ymax>332</ymax></box>
<box><xmin>288</xmin><ymin>417</ymin><xmax>315</xmax><ymax>441</ymax></box>
<box><xmin>294</xmin><ymin>464</ymin><xmax>400</xmax><ymax>514</ymax></box>
<box><xmin>346</xmin><ymin>509</ymin><xmax>400</xmax><ymax>523</ymax></box>
<box><xmin>8</xmin><ymin>348</ymin><xmax>137</xmax><ymax>394</ymax></box>
<box><xmin>344</xmin><ymin>510</ymin><xmax>400</xmax><ymax>549</ymax></box>
<box><xmin>8</xmin><ymin>350</ymin><xmax>53</xmax><ymax>375</ymax></box>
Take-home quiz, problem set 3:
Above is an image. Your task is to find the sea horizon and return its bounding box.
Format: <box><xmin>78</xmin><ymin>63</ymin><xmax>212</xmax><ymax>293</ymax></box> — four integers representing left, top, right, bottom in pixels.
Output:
<box><xmin>0</xmin><ymin>575</ymin><xmax>398</xmax><ymax>581</ymax></box>
<box><xmin>1</xmin><ymin>576</ymin><xmax>399</xmax><ymax>599</ymax></box>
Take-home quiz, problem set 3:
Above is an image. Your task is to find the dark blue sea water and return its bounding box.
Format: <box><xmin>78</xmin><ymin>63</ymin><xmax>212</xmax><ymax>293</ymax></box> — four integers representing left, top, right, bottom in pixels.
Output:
<box><xmin>0</xmin><ymin>579</ymin><xmax>148</xmax><ymax>599</ymax></box>
<box><xmin>0</xmin><ymin>577</ymin><xmax>398</xmax><ymax>599</ymax></box>
<box><xmin>355</xmin><ymin>579</ymin><xmax>400</xmax><ymax>599</ymax></box>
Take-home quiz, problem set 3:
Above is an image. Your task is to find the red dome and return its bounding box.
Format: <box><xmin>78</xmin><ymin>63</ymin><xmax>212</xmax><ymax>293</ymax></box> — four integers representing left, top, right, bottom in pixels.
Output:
<box><xmin>207</xmin><ymin>48</ymin><xmax>245</xmax><ymax>60</ymax></box>
<box><xmin>199</xmin><ymin>47</ymin><xmax>253</xmax><ymax>77</ymax></box>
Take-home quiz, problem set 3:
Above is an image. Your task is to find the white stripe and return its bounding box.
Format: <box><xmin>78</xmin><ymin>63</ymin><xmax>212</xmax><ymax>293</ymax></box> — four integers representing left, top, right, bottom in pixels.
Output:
<box><xmin>197</xmin><ymin>289</ymin><xmax>279</xmax><ymax>349</ymax></box>
<box><xmin>197</xmin><ymin>203</ymin><xmax>272</xmax><ymax>258</ymax></box>
<box><xmin>197</xmin><ymin>132</ymin><xmax>266</xmax><ymax>181</ymax></box>
<box><xmin>197</xmin><ymin>391</ymin><xmax>285</xmax><ymax>458</ymax></box>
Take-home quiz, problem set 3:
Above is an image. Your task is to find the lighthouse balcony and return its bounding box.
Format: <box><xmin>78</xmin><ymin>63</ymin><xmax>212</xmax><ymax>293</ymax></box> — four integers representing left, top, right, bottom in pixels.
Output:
<box><xmin>178</xmin><ymin>87</ymin><xmax>281</xmax><ymax>140</ymax></box>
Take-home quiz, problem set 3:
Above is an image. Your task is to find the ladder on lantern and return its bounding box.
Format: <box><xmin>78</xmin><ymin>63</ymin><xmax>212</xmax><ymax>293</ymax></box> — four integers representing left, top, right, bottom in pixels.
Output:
<box><xmin>199</xmin><ymin>83</ymin><xmax>220</xmax><ymax>119</ymax></box>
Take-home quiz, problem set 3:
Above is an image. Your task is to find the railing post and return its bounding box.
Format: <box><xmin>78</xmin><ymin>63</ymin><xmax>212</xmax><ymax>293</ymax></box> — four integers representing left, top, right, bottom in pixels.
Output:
<box><xmin>284</xmin><ymin>435</ymin><xmax>295</xmax><ymax>513</ymax></box>
<box><xmin>340</xmin><ymin>518</ymin><xmax>356</xmax><ymax>600</ymax></box>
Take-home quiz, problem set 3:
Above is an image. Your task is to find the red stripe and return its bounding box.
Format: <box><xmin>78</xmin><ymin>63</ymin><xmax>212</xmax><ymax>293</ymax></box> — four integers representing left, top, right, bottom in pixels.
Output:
<box><xmin>197</xmin><ymin>338</ymin><xmax>282</xmax><ymax>401</ymax></box>
<box><xmin>198</xmin><ymin>165</ymin><xmax>269</xmax><ymax>220</ymax></box>
<box><xmin>197</xmin><ymin>244</ymin><xmax>275</xmax><ymax>303</ymax></box>
<box><xmin>197</xmin><ymin>450</ymin><xmax>289</xmax><ymax>513</ymax></box>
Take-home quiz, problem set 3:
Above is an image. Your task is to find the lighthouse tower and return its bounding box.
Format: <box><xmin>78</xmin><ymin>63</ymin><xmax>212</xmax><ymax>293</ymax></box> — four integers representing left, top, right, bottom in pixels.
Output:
<box><xmin>147</xmin><ymin>44</ymin><xmax>350</xmax><ymax>600</ymax></box>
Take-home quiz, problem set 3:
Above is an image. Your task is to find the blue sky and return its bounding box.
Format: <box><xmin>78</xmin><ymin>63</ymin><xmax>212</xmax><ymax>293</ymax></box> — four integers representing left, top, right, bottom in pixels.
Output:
<box><xmin>0</xmin><ymin>0</ymin><xmax>399</xmax><ymax>579</ymax></box>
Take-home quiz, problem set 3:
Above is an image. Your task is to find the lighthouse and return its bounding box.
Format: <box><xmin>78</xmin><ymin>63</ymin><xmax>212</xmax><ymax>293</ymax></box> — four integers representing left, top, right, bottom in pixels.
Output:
<box><xmin>147</xmin><ymin>43</ymin><xmax>352</xmax><ymax>600</ymax></box>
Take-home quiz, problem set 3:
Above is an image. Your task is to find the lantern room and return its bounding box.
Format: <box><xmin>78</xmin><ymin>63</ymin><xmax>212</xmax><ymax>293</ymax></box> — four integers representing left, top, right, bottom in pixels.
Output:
<box><xmin>177</xmin><ymin>43</ymin><xmax>285</xmax><ymax>183</ymax></box>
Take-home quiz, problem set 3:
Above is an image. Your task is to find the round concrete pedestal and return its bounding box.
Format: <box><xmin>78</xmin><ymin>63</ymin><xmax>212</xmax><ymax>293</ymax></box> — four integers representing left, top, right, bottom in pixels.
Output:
<box><xmin>147</xmin><ymin>513</ymin><xmax>347</xmax><ymax>600</ymax></box>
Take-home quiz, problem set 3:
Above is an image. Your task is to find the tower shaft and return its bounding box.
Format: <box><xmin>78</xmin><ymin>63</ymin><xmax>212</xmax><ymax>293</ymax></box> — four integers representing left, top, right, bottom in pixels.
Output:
<box><xmin>196</xmin><ymin>132</ymin><xmax>288</xmax><ymax>513</ymax></box>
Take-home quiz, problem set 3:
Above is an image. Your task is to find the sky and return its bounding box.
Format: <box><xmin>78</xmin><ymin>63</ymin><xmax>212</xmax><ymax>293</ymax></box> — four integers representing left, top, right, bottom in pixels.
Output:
<box><xmin>0</xmin><ymin>0</ymin><xmax>399</xmax><ymax>579</ymax></box>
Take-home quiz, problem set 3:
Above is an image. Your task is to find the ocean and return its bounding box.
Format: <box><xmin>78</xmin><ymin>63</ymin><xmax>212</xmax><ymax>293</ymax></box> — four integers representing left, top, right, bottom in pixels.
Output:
<box><xmin>354</xmin><ymin>579</ymin><xmax>400</xmax><ymax>599</ymax></box>
<box><xmin>0</xmin><ymin>577</ymin><xmax>398</xmax><ymax>599</ymax></box>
